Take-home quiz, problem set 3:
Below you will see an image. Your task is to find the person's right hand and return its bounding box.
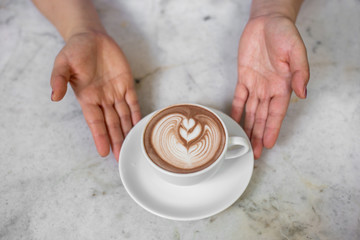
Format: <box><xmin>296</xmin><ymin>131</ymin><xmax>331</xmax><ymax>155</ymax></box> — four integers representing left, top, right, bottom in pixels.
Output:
<box><xmin>50</xmin><ymin>30</ymin><xmax>141</xmax><ymax>161</ymax></box>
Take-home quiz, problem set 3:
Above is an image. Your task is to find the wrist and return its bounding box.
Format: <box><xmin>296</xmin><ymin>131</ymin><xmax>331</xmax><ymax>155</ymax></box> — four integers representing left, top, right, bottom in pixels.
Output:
<box><xmin>64</xmin><ymin>25</ymin><xmax>107</xmax><ymax>42</ymax></box>
<box><xmin>250</xmin><ymin>12</ymin><xmax>296</xmax><ymax>23</ymax></box>
<box><xmin>249</xmin><ymin>0</ymin><xmax>303</xmax><ymax>23</ymax></box>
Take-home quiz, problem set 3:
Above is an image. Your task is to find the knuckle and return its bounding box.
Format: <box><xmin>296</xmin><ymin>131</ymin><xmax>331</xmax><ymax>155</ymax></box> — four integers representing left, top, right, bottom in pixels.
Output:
<box><xmin>265</xmin><ymin>125</ymin><xmax>280</xmax><ymax>131</ymax></box>
<box><xmin>120</xmin><ymin>114</ymin><xmax>131</xmax><ymax>121</ymax></box>
<box><xmin>269</xmin><ymin>111</ymin><xmax>285</xmax><ymax>119</ymax></box>
<box><xmin>107</xmin><ymin>122</ymin><xmax>121</xmax><ymax>130</ymax></box>
<box><xmin>265</xmin><ymin>126</ymin><xmax>280</xmax><ymax>136</ymax></box>
<box><xmin>113</xmin><ymin>139</ymin><xmax>124</xmax><ymax>145</ymax></box>
<box><xmin>92</xmin><ymin>132</ymin><xmax>107</xmax><ymax>138</ymax></box>
<box><xmin>255</xmin><ymin>117</ymin><xmax>266</xmax><ymax>124</ymax></box>
<box><xmin>130</xmin><ymin>108</ymin><xmax>141</xmax><ymax>115</ymax></box>
<box><xmin>114</xmin><ymin>97</ymin><xmax>126</xmax><ymax>105</ymax></box>
<box><xmin>245</xmin><ymin>108</ymin><xmax>256</xmax><ymax>116</ymax></box>
<box><xmin>87</xmin><ymin>119</ymin><xmax>104</xmax><ymax>126</ymax></box>
<box><xmin>233</xmin><ymin>94</ymin><xmax>247</xmax><ymax>105</ymax></box>
<box><xmin>116</xmin><ymin>96</ymin><xmax>128</xmax><ymax>105</ymax></box>
<box><xmin>251</xmin><ymin>135</ymin><xmax>263</xmax><ymax>141</ymax></box>
<box><xmin>244</xmin><ymin>126</ymin><xmax>252</xmax><ymax>133</ymax></box>
<box><xmin>257</xmin><ymin>87</ymin><xmax>269</xmax><ymax>101</ymax></box>
<box><xmin>102</xmin><ymin>102</ymin><xmax>114</xmax><ymax>109</ymax></box>
<box><xmin>127</xmin><ymin>99</ymin><xmax>140</xmax><ymax>107</ymax></box>
<box><xmin>101</xmin><ymin>96</ymin><xmax>115</xmax><ymax>107</ymax></box>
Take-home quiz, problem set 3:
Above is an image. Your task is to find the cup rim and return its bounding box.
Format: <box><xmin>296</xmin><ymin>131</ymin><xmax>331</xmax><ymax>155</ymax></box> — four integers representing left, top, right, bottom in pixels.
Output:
<box><xmin>141</xmin><ymin>103</ymin><xmax>229</xmax><ymax>177</ymax></box>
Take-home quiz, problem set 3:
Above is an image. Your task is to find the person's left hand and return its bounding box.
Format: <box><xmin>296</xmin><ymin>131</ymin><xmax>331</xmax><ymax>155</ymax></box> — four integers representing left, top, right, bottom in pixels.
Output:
<box><xmin>231</xmin><ymin>16</ymin><xmax>310</xmax><ymax>159</ymax></box>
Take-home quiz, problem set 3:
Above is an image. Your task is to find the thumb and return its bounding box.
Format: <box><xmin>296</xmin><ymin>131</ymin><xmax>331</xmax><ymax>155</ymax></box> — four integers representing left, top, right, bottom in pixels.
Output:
<box><xmin>291</xmin><ymin>70</ymin><xmax>309</xmax><ymax>99</ymax></box>
<box><xmin>50</xmin><ymin>56</ymin><xmax>70</xmax><ymax>101</ymax></box>
<box><xmin>289</xmin><ymin>40</ymin><xmax>310</xmax><ymax>99</ymax></box>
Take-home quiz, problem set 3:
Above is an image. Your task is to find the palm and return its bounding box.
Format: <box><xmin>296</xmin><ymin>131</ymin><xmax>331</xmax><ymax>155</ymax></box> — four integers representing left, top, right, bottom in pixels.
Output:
<box><xmin>52</xmin><ymin>32</ymin><xmax>141</xmax><ymax>160</ymax></box>
<box><xmin>231</xmin><ymin>17</ymin><xmax>309</xmax><ymax>159</ymax></box>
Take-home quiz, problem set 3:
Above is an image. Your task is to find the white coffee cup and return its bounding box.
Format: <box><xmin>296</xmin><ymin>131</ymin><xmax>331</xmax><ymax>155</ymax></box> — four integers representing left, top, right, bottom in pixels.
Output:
<box><xmin>141</xmin><ymin>104</ymin><xmax>250</xmax><ymax>186</ymax></box>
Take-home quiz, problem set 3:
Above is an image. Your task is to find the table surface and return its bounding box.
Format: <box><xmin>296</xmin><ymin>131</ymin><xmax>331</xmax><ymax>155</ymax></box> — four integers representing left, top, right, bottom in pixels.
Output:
<box><xmin>1</xmin><ymin>0</ymin><xmax>359</xmax><ymax>239</ymax></box>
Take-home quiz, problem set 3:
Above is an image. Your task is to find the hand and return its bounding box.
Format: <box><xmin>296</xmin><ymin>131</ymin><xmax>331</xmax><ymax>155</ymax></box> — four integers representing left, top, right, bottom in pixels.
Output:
<box><xmin>231</xmin><ymin>16</ymin><xmax>309</xmax><ymax>159</ymax></box>
<box><xmin>51</xmin><ymin>31</ymin><xmax>141</xmax><ymax>161</ymax></box>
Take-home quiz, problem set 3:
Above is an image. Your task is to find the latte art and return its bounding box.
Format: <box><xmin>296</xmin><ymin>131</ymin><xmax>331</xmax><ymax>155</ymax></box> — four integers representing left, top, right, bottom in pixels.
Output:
<box><xmin>179</xmin><ymin>118</ymin><xmax>201</xmax><ymax>143</ymax></box>
<box><xmin>143</xmin><ymin>105</ymin><xmax>226</xmax><ymax>173</ymax></box>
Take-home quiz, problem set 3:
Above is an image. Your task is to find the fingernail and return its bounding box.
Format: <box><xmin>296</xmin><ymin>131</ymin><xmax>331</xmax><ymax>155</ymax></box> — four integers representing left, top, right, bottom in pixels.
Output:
<box><xmin>51</xmin><ymin>90</ymin><xmax>54</xmax><ymax>101</ymax></box>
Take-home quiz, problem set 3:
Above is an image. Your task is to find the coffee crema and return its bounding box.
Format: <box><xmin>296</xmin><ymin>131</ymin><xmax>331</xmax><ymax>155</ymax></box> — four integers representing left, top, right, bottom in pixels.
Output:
<box><xmin>143</xmin><ymin>104</ymin><xmax>226</xmax><ymax>173</ymax></box>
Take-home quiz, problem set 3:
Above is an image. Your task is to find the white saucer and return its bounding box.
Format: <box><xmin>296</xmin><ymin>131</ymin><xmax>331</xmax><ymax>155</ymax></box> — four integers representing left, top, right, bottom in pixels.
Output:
<box><xmin>119</xmin><ymin>109</ymin><xmax>254</xmax><ymax>221</ymax></box>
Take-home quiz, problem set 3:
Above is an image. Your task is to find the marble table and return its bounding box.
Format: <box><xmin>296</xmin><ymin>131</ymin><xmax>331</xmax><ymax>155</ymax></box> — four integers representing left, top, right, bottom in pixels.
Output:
<box><xmin>1</xmin><ymin>0</ymin><xmax>359</xmax><ymax>239</ymax></box>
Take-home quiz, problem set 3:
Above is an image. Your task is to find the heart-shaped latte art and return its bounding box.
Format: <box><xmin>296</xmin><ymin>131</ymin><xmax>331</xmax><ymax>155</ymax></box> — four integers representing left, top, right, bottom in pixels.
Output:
<box><xmin>182</xmin><ymin>118</ymin><xmax>195</xmax><ymax>130</ymax></box>
<box><xmin>179</xmin><ymin>118</ymin><xmax>202</xmax><ymax>143</ymax></box>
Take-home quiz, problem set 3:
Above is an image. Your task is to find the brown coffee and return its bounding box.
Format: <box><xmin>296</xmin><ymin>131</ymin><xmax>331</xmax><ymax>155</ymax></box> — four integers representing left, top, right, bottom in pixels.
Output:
<box><xmin>143</xmin><ymin>104</ymin><xmax>226</xmax><ymax>173</ymax></box>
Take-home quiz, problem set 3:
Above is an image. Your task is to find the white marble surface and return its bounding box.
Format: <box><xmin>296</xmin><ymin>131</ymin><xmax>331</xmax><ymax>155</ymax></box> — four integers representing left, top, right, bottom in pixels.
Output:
<box><xmin>1</xmin><ymin>0</ymin><xmax>359</xmax><ymax>239</ymax></box>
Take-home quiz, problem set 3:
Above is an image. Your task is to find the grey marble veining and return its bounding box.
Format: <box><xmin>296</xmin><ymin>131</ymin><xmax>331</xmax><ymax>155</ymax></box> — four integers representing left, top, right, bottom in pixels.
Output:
<box><xmin>1</xmin><ymin>0</ymin><xmax>360</xmax><ymax>239</ymax></box>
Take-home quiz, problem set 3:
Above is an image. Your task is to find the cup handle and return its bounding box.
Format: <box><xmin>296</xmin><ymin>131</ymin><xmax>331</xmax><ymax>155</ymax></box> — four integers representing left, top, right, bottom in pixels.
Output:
<box><xmin>224</xmin><ymin>136</ymin><xmax>250</xmax><ymax>160</ymax></box>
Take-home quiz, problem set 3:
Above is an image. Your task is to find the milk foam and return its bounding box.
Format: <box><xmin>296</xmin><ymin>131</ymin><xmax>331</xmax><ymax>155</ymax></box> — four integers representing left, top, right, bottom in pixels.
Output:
<box><xmin>150</xmin><ymin>113</ymin><xmax>223</xmax><ymax>170</ymax></box>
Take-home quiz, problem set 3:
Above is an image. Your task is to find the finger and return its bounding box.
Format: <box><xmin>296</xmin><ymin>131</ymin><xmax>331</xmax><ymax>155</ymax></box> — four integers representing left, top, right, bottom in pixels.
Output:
<box><xmin>263</xmin><ymin>95</ymin><xmax>291</xmax><ymax>149</ymax></box>
<box><xmin>244</xmin><ymin>97</ymin><xmax>259</xmax><ymax>139</ymax></box>
<box><xmin>82</xmin><ymin>104</ymin><xmax>110</xmax><ymax>157</ymax></box>
<box><xmin>125</xmin><ymin>89</ymin><xmax>142</xmax><ymax>125</ymax></box>
<box><xmin>103</xmin><ymin>105</ymin><xmax>124</xmax><ymax>161</ymax></box>
<box><xmin>290</xmin><ymin>41</ymin><xmax>310</xmax><ymax>99</ymax></box>
<box><xmin>251</xmin><ymin>99</ymin><xmax>270</xmax><ymax>159</ymax></box>
<box><xmin>114</xmin><ymin>99</ymin><xmax>133</xmax><ymax>137</ymax></box>
<box><xmin>231</xmin><ymin>83</ymin><xmax>249</xmax><ymax>123</ymax></box>
<box><xmin>50</xmin><ymin>55</ymin><xmax>70</xmax><ymax>101</ymax></box>
<box><xmin>291</xmin><ymin>70</ymin><xmax>309</xmax><ymax>99</ymax></box>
